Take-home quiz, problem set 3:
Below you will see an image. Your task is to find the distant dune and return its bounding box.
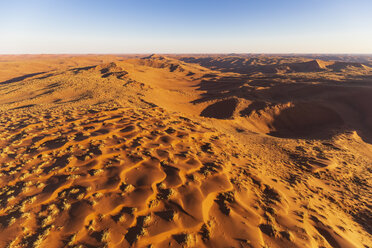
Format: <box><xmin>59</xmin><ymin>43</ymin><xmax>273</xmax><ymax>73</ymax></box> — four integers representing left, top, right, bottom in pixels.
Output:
<box><xmin>0</xmin><ymin>54</ymin><xmax>371</xmax><ymax>247</ymax></box>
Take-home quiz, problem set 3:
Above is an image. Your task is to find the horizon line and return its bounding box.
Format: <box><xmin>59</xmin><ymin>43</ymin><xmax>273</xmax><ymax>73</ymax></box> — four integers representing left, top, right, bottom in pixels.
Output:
<box><xmin>1</xmin><ymin>52</ymin><xmax>372</xmax><ymax>56</ymax></box>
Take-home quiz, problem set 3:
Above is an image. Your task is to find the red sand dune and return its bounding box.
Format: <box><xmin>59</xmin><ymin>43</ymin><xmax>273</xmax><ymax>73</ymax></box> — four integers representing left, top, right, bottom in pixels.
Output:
<box><xmin>0</xmin><ymin>54</ymin><xmax>371</xmax><ymax>247</ymax></box>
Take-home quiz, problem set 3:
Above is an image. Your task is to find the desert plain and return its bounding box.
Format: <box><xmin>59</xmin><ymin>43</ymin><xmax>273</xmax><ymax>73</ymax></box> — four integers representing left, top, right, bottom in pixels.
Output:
<box><xmin>0</xmin><ymin>54</ymin><xmax>371</xmax><ymax>247</ymax></box>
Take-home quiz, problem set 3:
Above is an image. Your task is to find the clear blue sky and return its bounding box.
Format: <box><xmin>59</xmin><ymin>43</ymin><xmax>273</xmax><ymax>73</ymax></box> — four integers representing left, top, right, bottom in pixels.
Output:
<box><xmin>1</xmin><ymin>0</ymin><xmax>371</xmax><ymax>54</ymax></box>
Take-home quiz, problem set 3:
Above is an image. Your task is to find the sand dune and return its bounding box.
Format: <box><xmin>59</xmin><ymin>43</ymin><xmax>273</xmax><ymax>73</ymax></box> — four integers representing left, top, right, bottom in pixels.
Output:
<box><xmin>180</xmin><ymin>56</ymin><xmax>372</xmax><ymax>74</ymax></box>
<box><xmin>0</xmin><ymin>54</ymin><xmax>371</xmax><ymax>247</ymax></box>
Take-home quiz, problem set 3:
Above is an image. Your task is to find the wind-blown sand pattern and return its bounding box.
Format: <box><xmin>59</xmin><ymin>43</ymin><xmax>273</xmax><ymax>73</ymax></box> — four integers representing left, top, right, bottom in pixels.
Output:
<box><xmin>0</xmin><ymin>55</ymin><xmax>371</xmax><ymax>247</ymax></box>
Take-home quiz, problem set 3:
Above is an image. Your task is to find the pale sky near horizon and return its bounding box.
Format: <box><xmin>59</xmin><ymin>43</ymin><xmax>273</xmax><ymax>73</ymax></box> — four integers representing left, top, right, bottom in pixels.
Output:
<box><xmin>1</xmin><ymin>0</ymin><xmax>372</xmax><ymax>54</ymax></box>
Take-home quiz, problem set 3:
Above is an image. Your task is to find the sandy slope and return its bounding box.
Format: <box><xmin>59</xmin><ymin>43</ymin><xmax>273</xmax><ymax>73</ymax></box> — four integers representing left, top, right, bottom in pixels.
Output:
<box><xmin>0</xmin><ymin>55</ymin><xmax>371</xmax><ymax>248</ymax></box>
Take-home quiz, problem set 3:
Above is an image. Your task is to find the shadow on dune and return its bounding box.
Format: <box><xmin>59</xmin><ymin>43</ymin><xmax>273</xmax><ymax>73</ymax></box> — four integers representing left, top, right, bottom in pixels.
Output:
<box><xmin>265</xmin><ymin>103</ymin><xmax>345</xmax><ymax>139</ymax></box>
<box><xmin>192</xmin><ymin>74</ymin><xmax>372</xmax><ymax>143</ymax></box>
<box><xmin>181</xmin><ymin>56</ymin><xmax>372</xmax><ymax>74</ymax></box>
<box><xmin>71</xmin><ymin>65</ymin><xmax>96</xmax><ymax>72</ymax></box>
<box><xmin>11</xmin><ymin>104</ymin><xmax>36</xmax><ymax>110</ymax></box>
<box><xmin>200</xmin><ymin>98</ymin><xmax>238</xmax><ymax>119</ymax></box>
<box><xmin>0</xmin><ymin>71</ymin><xmax>47</xmax><ymax>85</ymax></box>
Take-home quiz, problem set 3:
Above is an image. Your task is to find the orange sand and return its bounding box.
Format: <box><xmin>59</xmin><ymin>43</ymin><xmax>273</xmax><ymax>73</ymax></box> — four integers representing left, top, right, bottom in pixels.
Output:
<box><xmin>0</xmin><ymin>54</ymin><xmax>371</xmax><ymax>247</ymax></box>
